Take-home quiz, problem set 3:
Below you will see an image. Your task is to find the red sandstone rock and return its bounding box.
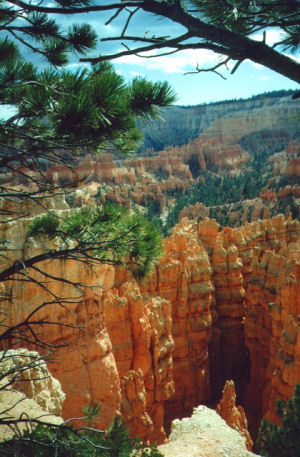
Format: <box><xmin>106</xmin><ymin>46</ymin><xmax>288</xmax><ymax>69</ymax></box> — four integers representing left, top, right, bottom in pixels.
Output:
<box><xmin>284</xmin><ymin>158</ymin><xmax>300</xmax><ymax>178</ymax></box>
<box><xmin>217</xmin><ymin>380</ymin><xmax>253</xmax><ymax>450</ymax></box>
<box><xmin>179</xmin><ymin>203</ymin><xmax>210</xmax><ymax>221</ymax></box>
<box><xmin>2</xmin><ymin>211</ymin><xmax>300</xmax><ymax>444</ymax></box>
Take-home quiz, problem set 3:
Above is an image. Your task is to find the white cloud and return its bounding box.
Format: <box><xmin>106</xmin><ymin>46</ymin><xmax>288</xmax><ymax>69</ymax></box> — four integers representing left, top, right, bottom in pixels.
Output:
<box><xmin>249</xmin><ymin>74</ymin><xmax>269</xmax><ymax>81</ymax></box>
<box><xmin>131</xmin><ymin>71</ymin><xmax>145</xmax><ymax>77</ymax></box>
<box><xmin>252</xmin><ymin>62</ymin><xmax>264</xmax><ymax>70</ymax></box>
<box><xmin>115</xmin><ymin>48</ymin><xmax>226</xmax><ymax>74</ymax></box>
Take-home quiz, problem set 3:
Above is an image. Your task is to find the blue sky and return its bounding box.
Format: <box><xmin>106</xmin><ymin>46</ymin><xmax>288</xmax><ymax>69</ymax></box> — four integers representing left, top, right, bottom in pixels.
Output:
<box><xmin>5</xmin><ymin>2</ymin><xmax>300</xmax><ymax>107</ymax></box>
<box><xmin>61</xmin><ymin>7</ymin><xmax>299</xmax><ymax>106</ymax></box>
<box><xmin>111</xmin><ymin>55</ymin><xmax>299</xmax><ymax>106</ymax></box>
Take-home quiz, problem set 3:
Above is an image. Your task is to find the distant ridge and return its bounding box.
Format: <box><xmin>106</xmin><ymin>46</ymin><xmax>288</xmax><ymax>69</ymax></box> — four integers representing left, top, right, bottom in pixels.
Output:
<box><xmin>138</xmin><ymin>89</ymin><xmax>299</xmax><ymax>153</ymax></box>
<box><xmin>177</xmin><ymin>89</ymin><xmax>298</xmax><ymax>109</ymax></box>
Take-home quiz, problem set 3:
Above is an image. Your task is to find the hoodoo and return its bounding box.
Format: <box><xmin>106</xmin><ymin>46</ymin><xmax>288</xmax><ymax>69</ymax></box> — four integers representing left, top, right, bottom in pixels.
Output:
<box><xmin>3</xmin><ymin>210</ymin><xmax>299</xmax><ymax>443</ymax></box>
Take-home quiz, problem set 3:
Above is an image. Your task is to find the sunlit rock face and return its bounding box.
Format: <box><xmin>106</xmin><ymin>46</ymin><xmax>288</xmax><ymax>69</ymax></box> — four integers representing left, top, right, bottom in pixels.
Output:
<box><xmin>3</xmin><ymin>209</ymin><xmax>300</xmax><ymax>443</ymax></box>
<box><xmin>102</xmin><ymin>278</ymin><xmax>175</xmax><ymax>443</ymax></box>
<box><xmin>141</xmin><ymin>219</ymin><xmax>214</xmax><ymax>427</ymax></box>
<box><xmin>217</xmin><ymin>380</ymin><xmax>253</xmax><ymax>450</ymax></box>
<box><xmin>140</xmin><ymin>94</ymin><xmax>300</xmax><ymax>152</ymax></box>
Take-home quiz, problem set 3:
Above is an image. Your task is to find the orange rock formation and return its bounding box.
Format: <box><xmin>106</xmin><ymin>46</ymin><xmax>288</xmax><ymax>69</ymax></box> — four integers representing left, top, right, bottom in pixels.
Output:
<box><xmin>3</xmin><ymin>212</ymin><xmax>300</xmax><ymax>443</ymax></box>
<box><xmin>217</xmin><ymin>380</ymin><xmax>253</xmax><ymax>450</ymax></box>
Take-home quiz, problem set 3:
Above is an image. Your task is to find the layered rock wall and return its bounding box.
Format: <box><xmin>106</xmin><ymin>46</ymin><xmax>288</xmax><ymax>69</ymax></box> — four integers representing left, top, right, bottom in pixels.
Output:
<box><xmin>141</xmin><ymin>220</ymin><xmax>214</xmax><ymax>425</ymax></box>
<box><xmin>140</xmin><ymin>94</ymin><xmax>300</xmax><ymax>152</ymax></box>
<box><xmin>2</xmin><ymin>212</ymin><xmax>300</xmax><ymax>443</ymax></box>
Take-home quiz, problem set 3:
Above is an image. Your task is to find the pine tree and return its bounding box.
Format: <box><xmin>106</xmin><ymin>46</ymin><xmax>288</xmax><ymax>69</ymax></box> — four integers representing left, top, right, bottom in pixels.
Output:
<box><xmin>2</xmin><ymin>0</ymin><xmax>298</xmax><ymax>82</ymax></box>
<box><xmin>0</xmin><ymin>39</ymin><xmax>176</xmax><ymax>160</ymax></box>
<box><xmin>24</xmin><ymin>204</ymin><xmax>163</xmax><ymax>280</ymax></box>
<box><xmin>256</xmin><ymin>384</ymin><xmax>300</xmax><ymax>457</ymax></box>
<box><xmin>0</xmin><ymin>416</ymin><xmax>164</xmax><ymax>456</ymax></box>
<box><xmin>0</xmin><ymin>2</ymin><xmax>176</xmax><ymax>444</ymax></box>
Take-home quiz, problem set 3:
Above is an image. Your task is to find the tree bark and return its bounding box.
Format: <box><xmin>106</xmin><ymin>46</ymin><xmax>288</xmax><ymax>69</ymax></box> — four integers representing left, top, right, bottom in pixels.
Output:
<box><xmin>142</xmin><ymin>0</ymin><xmax>300</xmax><ymax>83</ymax></box>
<box><xmin>6</xmin><ymin>0</ymin><xmax>300</xmax><ymax>83</ymax></box>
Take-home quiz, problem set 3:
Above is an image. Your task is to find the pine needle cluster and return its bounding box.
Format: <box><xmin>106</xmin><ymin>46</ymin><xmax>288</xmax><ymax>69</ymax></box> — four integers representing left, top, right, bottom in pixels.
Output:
<box><xmin>27</xmin><ymin>204</ymin><xmax>164</xmax><ymax>279</ymax></box>
<box><xmin>0</xmin><ymin>42</ymin><xmax>176</xmax><ymax>155</ymax></box>
<box><xmin>1</xmin><ymin>0</ymin><xmax>97</xmax><ymax>66</ymax></box>
<box><xmin>190</xmin><ymin>0</ymin><xmax>300</xmax><ymax>55</ymax></box>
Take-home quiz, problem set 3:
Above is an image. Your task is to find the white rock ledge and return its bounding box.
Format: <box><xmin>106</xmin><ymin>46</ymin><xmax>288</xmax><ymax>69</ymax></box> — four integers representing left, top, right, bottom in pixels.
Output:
<box><xmin>158</xmin><ymin>406</ymin><xmax>261</xmax><ymax>457</ymax></box>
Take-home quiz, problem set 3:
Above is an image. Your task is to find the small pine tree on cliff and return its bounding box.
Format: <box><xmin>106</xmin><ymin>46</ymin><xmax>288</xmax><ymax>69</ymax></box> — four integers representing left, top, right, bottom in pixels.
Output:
<box><xmin>256</xmin><ymin>383</ymin><xmax>300</xmax><ymax>457</ymax></box>
<box><xmin>0</xmin><ymin>414</ymin><xmax>163</xmax><ymax>457</ymax></box>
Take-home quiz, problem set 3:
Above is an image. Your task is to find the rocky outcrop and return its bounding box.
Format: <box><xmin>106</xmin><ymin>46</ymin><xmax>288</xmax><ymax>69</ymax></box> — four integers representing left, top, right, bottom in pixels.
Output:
<box><xmin>2</xmin><ymin>212</ymin><xmax>300</xmax><ymax>444</ymax></box>
<box><xmin>259</xmin><ymin>186</ymin><xmax>300</xmax><ymax>203</ymax></box>
<box><xmin>157</xmin><ymin>139</ymin><xmax>250</xmax><ymax>175</ymax></box>
<box><xmin>268</xmin><ymin>140</ymin><xmax>300</xmax><ymax>178</ymax></box>
<box><xmin>284</xmin><ymin>158</ymin><xmax>300</xmax><ymax>179</ymax></box>
<box><xmin>217</xmin><ymin>380</ymin><xmax>253</xmax><ymax>450</ymax></box>
<box><xmin>0</xmin><ymin>348</ymin><xmax>65</xmax><ymax>415</ymax></box>
<box><xmin>103</xmin><ymin>280</ymin><xmax>175</xmax><ymax>443</ymax></box>
<box><xmin>179</xmin><ymin>191</ymin><xmax>300</xmax><ymax>228</ymax></box>
<box><xmin>158</xmin><ymin>405</ymin><xmax>260</xmax><ymax>457</ymax></box>
<box><xmin>0</xmin><ymin>349</ymin><xmax>64</xmax><ymax>441</ymax></box>
<box><xmin>45</xmin><ymin>152</ymin><xmax>192</xmax><ymax>190</ymax></box>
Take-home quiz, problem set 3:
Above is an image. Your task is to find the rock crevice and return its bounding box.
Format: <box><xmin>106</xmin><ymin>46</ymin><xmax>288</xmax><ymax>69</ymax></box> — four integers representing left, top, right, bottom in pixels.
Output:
<box><xmin>3</xmin><ymin>214</ymin><xmax>300</xmax><ymax>444</ymax></box>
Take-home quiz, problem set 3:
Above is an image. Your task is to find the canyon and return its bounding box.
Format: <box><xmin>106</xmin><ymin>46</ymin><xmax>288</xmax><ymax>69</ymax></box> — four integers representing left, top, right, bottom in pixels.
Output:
<box><xmin>1</xmin><ymin>89</ymin><xmax>299</xmax><ymax>452</ymax></box>
<box><xmin>52</xmin><ymin>94</ymin><xmax>300</xmax><ymax>232</ymax></box>
<box><xmin>7</xmin><ymin>92</ymin><xmax>300</xmax><ymax>232</ymax></box>
<box><xmin>2</xmin><ymin>205</ymin><xmax>299</xmax><ymax>445</ymax></box>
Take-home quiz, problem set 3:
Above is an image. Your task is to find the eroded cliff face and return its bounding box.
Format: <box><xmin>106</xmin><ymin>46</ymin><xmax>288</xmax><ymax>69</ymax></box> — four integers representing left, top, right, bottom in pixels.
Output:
<box><xmin>2</xmin><ymin>212</ymin><xmax>300</xmax><ymax>443</ymax></box>
<box><xmin>140</xmin><ymin>93</ymin><xmax>300</xmax><ymax>152</ymax></box>
<box><xmin>141</xmin><ymin>221</ymin><xmax>214</xmax><ymax>427</ymax></box>
<box><xmin>4</xmin><ymin>101</ymin><xmax>299</xmax><ymax>232</ymax></box>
